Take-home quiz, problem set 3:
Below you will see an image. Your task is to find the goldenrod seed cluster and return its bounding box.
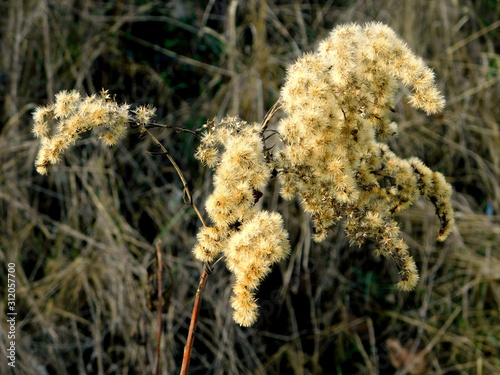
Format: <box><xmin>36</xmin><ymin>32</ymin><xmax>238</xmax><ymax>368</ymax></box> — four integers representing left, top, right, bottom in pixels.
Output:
<box><xmin>32</xmin><ymin>90</ymin><xmax>132</xmax><ymax>174</ymax></box>
<box><xmin>33</xmin><ymin>22</ymin><xmax>456</xmax><ymax>327</ymax></box>
<box><xmin>194</xmin><ymin>117</ymin><xmax>290</xmax><ymax>326</ymax></box>
<box><xmin>275</xmin><ymin>22</ymin><xmax>454</xmax><ymax>290</ymax></box>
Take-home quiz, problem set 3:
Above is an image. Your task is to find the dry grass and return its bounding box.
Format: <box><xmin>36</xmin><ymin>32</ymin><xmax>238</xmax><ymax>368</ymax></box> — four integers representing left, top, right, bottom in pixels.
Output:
<box><xmin>1</xmin><ymin>0</ymin><xmax>499</xmax><ymax>374</ymax></box>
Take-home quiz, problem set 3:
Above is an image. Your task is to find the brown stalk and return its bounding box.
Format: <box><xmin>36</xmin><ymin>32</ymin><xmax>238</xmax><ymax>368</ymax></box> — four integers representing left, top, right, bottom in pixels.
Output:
<box><xmin>180</xmin><ymin>263</ymin><xmax>211</xmax><ymax>375</ymax></box>
<box><xmin>154</xmin><ymin>242</ymin><xmax>163</xmax><ymax>375</ymax></box>
<box><xmin>142</xmin><ymin>104</ymin><xmax>279</xmax><ymax>373</ymax></box>
<box><xmin>141</xmin><ymin>125</ymin><xmax>210</xmax><ymax>373</ymax></box>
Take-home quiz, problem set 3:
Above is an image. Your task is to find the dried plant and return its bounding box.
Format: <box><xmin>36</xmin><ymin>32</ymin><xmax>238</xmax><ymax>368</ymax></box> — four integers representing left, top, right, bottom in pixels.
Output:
<box><xmin>194</xmin><ymin>117</ymin><xmax>290</xmax><ymax>326</ymax></box>
<box><xmin>275</xmin><ymin>22</ymin><xmax>454</xmax><ymax>290</ymax></box>
<box><xmin>32</xmin><ymin>22</ymin><xmax>455</xmax><ymax>372</ymax></box>
<box><xmin>32</xmin><ymin>89</ymin><xmax>133</xmax><ymax>174</ymax></box>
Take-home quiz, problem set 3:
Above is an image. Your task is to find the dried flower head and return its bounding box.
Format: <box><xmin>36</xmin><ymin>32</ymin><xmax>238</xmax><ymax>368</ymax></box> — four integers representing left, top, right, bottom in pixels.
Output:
<box><xmin>275</xmin><ymin>22</ymin><xmax>454</xmax><ymax>290</ymax></box>
<box><xmin>32</xmin><ymin>90</ymin><xmax>133</xmax><ymax>174</ymax></box>
<box><xmin>193</xmin><ymin>117</ymin><xmax>290</xmax><ymax>326</ymax></box>
<box><xmin>133</xmin><ymin>104</ymin><xmax>156</xmax><ymax>125</ymax></box>
<box><xmin>227</xmin><ymin>211</ymin><xmax>289</xmax><ymax>326</ymax></box>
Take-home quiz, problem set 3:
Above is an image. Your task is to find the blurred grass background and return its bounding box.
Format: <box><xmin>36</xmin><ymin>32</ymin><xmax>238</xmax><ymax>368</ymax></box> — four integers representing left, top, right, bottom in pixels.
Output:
<box><xmin>1</xmin><ymin>0</ymin><xmax>499</xmax><ymax>374</ymax></box>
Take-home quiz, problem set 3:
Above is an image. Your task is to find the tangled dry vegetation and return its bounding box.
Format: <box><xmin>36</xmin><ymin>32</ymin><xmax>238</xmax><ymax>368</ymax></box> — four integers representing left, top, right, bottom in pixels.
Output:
<box><xmin>1</xmin><ymin>0</ymin><xmax>500</xmax><ymax>374</ymax></box>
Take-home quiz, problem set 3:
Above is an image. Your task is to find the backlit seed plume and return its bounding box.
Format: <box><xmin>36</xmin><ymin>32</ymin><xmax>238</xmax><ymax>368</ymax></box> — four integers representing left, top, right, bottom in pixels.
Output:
<box><xmin>275</xmin><ymin>22</ymin><xmax>454</xmax><ymax>290</ymax></box>
<box><xmin>32</xmin><ymin>89</ymin><xmax>146</xmax><ymax>175</ymax></box>
<box><xmin>227</xmin><ymin>211</ymin><xmax>289</xmax><ymax>326</ymax></box>
<box><xmin>193</xmin><ymin>117</ymin><xmax>290</xmax><ymax>326</ymax></box>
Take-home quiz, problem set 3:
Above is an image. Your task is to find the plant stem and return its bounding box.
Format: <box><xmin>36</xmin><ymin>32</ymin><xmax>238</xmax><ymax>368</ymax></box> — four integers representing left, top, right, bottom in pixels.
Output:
<box><xmin>180</xmin><ymin>263</ymin><xmax>211</xmax><ymax>375</ymax></box>
<box><xmin>144</xmin><ymin>122</ymin><xmax>202</xmax><ymax>139</ymax></box>
<box><xmin>140</xmin><ymin>125</ymin><xmax>211</xmax><ymax>374</ymax></box>
<box><xmin>154</xmin><ymin>242</ymin><xmax>163</xmax><ymax>375</ymax></box>
<box><xmin>143</xmin><ymin>127</ymin><xmax>207</xmax><ymax>227</ymax></box>
<box><xmin>260</xmin><ymin>98</ymin><xmax>281</xmax><ymax>135</ymax></box>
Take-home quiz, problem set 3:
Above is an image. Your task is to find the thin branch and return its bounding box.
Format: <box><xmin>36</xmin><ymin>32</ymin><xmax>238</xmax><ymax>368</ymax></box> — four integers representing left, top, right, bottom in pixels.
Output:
<box><xmin>260</xmin><ymin>98</ymin><xmax>282</xmax><ymax>135</ymax></box>
<box><xmin>260</xmin><ymin>99</ymin><xmax>282</xmax><ymax>165</ymax></box>
<box><xmin>263</xmin><ymin>130</ymin><xmax>279</xmax><ymax>141</ymax></box>
<box><xmin>142</xmin><ymin>127</ymin><xmax>207</xmax><ymax>227</ymax></box>
<box><xmin>130</xmin><ymin>120</ymin><xmax>202</xmax><ymax>139</ymax></box>
<box><xmin>154</xmin><ymin>242</ymin><xmax>163</xmax><ymax>375</ymax></box>
<box><xmin>143</xmin><ymin>122</ymin><xmax>202</xmax><ymax>139</ymax></box>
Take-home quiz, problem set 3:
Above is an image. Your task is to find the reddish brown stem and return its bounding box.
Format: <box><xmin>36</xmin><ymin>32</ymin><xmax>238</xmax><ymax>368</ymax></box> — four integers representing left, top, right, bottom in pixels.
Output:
<box><xmin>154</xmin><ymin>242</ymin><xmax>163</xmax><ymax>375</ymax></box>
<box><xmin>179</xmin><ymin>263</ymin><xmax>211</xmax><ymax>375</ymax></box>
<box><xmin>139</xmin><ymin>125</ymin><xmax>210</xmax><ymax>373</ymax></box>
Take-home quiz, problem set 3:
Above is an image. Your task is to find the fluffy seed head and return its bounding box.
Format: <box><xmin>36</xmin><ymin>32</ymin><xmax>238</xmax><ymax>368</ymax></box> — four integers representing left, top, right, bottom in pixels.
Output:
<box><xmin>193</xmin><ymin>118</ymin><xmax>290</xmax><ymax>326</ymax></box>
<box><xmin>32</xmin><ymin>90</ymin><xmax>133</xmax><ymax>174</ymax></box>
<box><xmin>275</xmin><ymin>22</ymin><xmax>454</xmax><ymax>290</ymax></box>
